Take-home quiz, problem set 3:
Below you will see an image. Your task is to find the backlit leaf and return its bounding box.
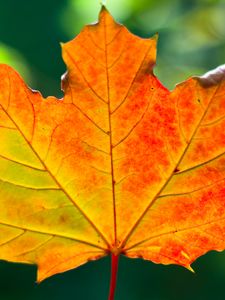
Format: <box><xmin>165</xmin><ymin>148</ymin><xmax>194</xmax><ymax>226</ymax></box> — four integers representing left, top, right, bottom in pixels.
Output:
<box><xmin>0</xmin><ymin>7</ymin><xmax>225</xmax><ymax>283</ymax></box>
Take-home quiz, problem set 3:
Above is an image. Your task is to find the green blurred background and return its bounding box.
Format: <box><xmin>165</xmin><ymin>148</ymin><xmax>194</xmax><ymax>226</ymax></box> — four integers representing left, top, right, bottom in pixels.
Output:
<box><xmin>0</xmin><ymin>0</ymin><xmax>225</xmax><ymax>299</ymax></box>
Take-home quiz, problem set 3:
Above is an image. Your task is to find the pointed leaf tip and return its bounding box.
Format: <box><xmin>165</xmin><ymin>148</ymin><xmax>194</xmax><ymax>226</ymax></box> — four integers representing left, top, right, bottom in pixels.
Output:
<box><xmin>98</xmin><ymin>4</ymin><xmax>114</xmax><ymax>23</ymax></box>
<box><xmin>186</xmin><ymin>265</ymin><xmax>195</xmax><ymax>274</ymax></box>
<box><xmin>154</xmin><ymin>32</ymin><xmax>159</xmax><ymax>42</ymax></box>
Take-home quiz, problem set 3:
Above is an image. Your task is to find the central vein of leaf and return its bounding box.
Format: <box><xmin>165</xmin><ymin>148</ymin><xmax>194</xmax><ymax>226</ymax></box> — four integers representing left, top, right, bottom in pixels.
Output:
<box><xmin>103</xmin><ymin>17</ymin><xmax>117</xmax><ymax>249</ymax></box>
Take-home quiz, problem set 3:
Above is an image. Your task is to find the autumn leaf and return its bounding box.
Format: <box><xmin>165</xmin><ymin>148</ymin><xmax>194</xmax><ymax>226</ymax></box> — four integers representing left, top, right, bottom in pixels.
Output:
<box><xmin>0</xmin><ymin>6</ymin><xmax>225</xmax><ymax>299</ymax></box>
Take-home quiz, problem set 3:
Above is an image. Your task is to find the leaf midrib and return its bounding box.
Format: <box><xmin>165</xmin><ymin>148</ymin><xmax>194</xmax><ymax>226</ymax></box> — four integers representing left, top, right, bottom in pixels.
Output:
<box><xmin>103</xmin><ymin>15</ymin><xmax>117</xmax><ymax>247</ymax></box>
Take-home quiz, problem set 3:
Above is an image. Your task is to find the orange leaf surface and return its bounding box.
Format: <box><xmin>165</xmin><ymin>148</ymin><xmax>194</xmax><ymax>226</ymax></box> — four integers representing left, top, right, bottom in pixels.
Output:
<box><xmin>1</xmin><ymin>7</ymin><xmax>225</xmax><ymax>282</ymax></box>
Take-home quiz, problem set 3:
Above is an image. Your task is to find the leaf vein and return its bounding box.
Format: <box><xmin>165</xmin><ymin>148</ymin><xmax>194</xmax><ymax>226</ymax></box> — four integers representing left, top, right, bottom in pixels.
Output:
<box><xmin>0</xmin><ymin>154</ymin><xmax>45</xmax><ymax>171</ymax></box>
<box><xmin>125</xmin><ymin>216</ymin><xmax>225</xmax><ymax>251</ymax></box>
<box><xmin>110</xmin><ymin>42</ymin><xmax>153</xmax><ymax>115</ymax></box>
<box><xmin>64</xmin><ymin>48</ymin><xmax>108</xmax><ymax>104</ymax></box>
<box><xmin>0</xmin><ymin>221</ymin><xmax>106</xmax><ymax>251</ymax></box>
<box><xmin>113</xmin><ymin>94</ymin><xmax>152</xmax><ymax>148</ymax></box>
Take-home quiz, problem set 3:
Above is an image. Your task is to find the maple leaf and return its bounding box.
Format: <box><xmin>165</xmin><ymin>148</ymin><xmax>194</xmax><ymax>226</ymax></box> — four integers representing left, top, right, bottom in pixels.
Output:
<box><xmin>0</xmin><ymin>6</ymin><xmax>225</xmax><ymax>300</ymax></box>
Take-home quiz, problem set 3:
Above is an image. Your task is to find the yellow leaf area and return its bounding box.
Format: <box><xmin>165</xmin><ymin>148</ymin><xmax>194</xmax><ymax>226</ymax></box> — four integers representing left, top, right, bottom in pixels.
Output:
<box><xmin>0</xmin><ymin>7</ymin><xmax>225</xmax><ymax>281</ymax></box>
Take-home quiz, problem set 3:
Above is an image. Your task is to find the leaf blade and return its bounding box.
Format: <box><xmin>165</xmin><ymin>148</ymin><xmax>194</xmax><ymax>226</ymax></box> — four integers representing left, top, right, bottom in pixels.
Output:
<box><xmin>0</xmin><ymin>7</ymin><xmax>225</xmax><ymax>281</ymax></box>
